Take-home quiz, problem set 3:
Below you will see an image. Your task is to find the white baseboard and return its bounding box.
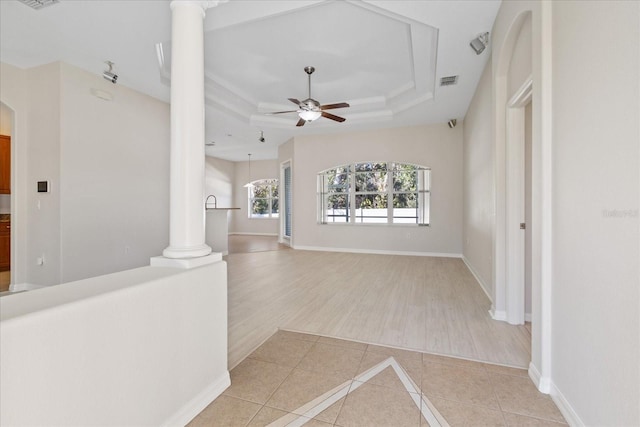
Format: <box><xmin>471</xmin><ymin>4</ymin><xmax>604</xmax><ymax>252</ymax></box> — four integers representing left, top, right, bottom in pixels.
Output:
<box><xmin>229</xmin><ymin>232</ymin><xmax>278</xmax><ymax>236</ymax></box>
<box><xmin>528</xmin><ymin>362</ymin><xmax>550</xmax><ymax>394</ymax></box>
<box><xmin>293</xmin><ymin>245</ymin><xmax>462</xmax><ymax>259</ymax></box>
<box><xmin>490</xmin><ymin>309</ymin><xmax>507</xmax><ymax>321</ymax></box>
<box><xmin>163</xmin><ymin>371</ymin><xmax>230</xmax><ymax>427</ymax></box>
<box><xmin>461</xmin><ymin>256</ymin><xmax>492</xmax><ymax>302</ymax></box>
<box><xmin>9</xmin><ymin>283</ymin><xmax>47</xmax><ymax>292</ymax></box>
<box><xmin>550</xmin><ymin>380</ymin><xmax>585</xmax><ymax>427</ymax></box>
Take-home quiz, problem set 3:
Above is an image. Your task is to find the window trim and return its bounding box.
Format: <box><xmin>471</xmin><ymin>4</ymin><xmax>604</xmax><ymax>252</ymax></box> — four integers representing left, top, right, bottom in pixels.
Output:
<box><xmin>247</xmin><ymin>178</ymin><xmax>279</xmax><ymax>219</ymax></box>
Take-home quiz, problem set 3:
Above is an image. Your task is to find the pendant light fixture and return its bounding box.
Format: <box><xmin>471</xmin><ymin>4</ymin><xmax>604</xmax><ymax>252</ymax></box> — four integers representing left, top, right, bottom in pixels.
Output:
<box><xmin>243</xmin><ymin>153</ymin><xmax>254</xmax><ymax>188</ymax></box>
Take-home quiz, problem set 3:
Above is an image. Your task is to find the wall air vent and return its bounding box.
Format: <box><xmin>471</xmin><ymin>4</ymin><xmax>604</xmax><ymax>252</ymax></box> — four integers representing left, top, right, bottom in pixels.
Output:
<box><xmin>17</xmin><ymin>0</ymin><xmax>59</xmax><ymax>10</ymax></box>
<box><xmin>439</xmin><ymin>75</ymin><xmax>459</xmax><ymax>86</ymax></box>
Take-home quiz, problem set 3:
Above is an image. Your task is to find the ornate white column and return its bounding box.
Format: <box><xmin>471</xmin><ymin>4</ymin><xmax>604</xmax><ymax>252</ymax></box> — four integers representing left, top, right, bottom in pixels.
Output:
<box><xmin>154</xmin><ymin>0</ymin><xmax>227</xmax><ymax>266</ymax></box>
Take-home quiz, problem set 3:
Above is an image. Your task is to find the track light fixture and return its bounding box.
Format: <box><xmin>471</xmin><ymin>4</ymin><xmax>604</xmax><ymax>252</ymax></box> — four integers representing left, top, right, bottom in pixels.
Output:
<box><xmin>103</xmin><ymin>61</ymin><xmax>118</xmax><ymax>84</ymax></box>
<box><xmin>470</xmin><ymin>32</ymin><xmax>490</xmax><ymax>55</ymax></box>
<box><xmin>448</xmin><ymin>119</ymin><xmax>457</xmax><ymax>129</ymax></box>
<box><xmin>258</xmin><ymin>130</ymin><xmax>265</xmax><ymax>143</ymax></box>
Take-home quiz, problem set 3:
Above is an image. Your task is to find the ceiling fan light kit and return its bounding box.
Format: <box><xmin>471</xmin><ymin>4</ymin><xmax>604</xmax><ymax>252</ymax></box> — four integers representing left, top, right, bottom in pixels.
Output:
<box><xmin>266</xmin><ymin>66</ymin><xmax>350</xmax><ymax>127</ymax></box>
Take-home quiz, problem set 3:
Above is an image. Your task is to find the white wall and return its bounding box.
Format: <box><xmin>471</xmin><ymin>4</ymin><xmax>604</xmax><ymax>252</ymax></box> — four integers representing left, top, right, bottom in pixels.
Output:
<box><xmin>462</xmin><ymin>60</ymin><xmax>494</xmax><ymax>295</ymax></box>
<box><xmin>26</xmin><ymin>63</ymin><xmax>62</xmax><ymax>286</ymax></box>
<box><xmin>0</xmin><ymin>61</ymin><xmax>171</xmax><ymax>286</ymax></box>
<box><xmin>205</xmin><ymin>156</ymin><xmax>234</xmax><ymax>211</ymax></box>
<box><xmin>231</xmin><ymin>158</ymin><xmax>279</xmax><ymax>235</ymax></box>
<box><xmin>292</xmin><ymin>124</ymin><xmax>463</xmax><ymax>255</ymax></box>
<box><xmin>551</xmin><ymin>1</ymin><xmax>639</xmax><ymax>424</ymax></box>
<box><xmin>59</xmin><ymin>63</ymin><xmax>170</xmax><ymax>283</ymax></box>
<box><xmin>1</xmin><ymin>261</ymin><xmax>229</xmax><ymax>426</ymax></box>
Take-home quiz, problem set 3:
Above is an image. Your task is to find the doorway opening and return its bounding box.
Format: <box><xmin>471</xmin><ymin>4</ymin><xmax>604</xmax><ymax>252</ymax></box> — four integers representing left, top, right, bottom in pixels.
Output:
<box><xmin>505</xmin><ymin>78</ymin><xmax>532</xmax><ymax>325</ymax></box>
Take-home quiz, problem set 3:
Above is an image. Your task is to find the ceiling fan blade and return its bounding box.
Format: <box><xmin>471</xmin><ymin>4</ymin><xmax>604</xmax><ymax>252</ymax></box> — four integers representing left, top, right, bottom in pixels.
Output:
<box><xmin>296</xmin><ymin>118</ymin><xmax>306</xmax><ymax>127</ymax></box>
<box><xmin>320</xmin><ymin>102</ymin><xmax>350</xmax><ymax>110</ymax></box>
<box><xmin>265</xmin><ymin>110</ymin><xmax>298</xmax><ymax>115</ymax></box>
<box><xmin>288</xmin><ymin>98</ymin><xmax>302</xmax><ymax>106</ymax></box>
<box><xmin>321</xmin><ymin>111</ymin><xmax>346</xmax><ymax>123</ymax></box>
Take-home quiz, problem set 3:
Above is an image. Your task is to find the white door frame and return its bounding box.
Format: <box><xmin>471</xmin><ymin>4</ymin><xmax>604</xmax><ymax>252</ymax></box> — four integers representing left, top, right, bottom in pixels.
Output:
<box><xmin>505</xmin><ymin>77</ymin><xmax>532</xmax><ymax>325</ymax></box>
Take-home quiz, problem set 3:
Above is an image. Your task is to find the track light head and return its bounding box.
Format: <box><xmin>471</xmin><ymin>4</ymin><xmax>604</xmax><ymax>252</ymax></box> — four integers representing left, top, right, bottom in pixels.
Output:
<box><xmin>103</xmin><ymin>61</ymin><xmax>118</xmax><ymax>84</ymax></box>
<box><xmin>470</xmin><ymin>32</ymin><xmax>490</xmax><ymax>55</ymax></box>
<box><xmin>448</xmin><ymin>119</ymin><xmax>457</xmax><ymax>129</ymax></box>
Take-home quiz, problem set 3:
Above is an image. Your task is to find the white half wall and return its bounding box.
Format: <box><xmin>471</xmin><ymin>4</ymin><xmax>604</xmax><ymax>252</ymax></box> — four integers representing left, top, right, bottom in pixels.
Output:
<box><xmin>292</xmin><ymin>124</ymin><xmax>463</xmax><ymax>255</ymax></box>
<box><xmin>0</xmin><ymin>261</ymin><xmax>229</xmax><ymax>426</ymax></box>
<box><xmin>205</xmin><ymin>155</ymin><xmax>235</xmax><ymax>228</ymax></box>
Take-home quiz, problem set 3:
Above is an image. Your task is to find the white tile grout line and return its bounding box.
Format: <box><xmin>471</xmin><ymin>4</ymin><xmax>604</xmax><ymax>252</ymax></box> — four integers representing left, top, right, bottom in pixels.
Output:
<box><xmin>267</xmin><ymin>357</ymin><xmax>450</xmax><ymax>427</ymax></box>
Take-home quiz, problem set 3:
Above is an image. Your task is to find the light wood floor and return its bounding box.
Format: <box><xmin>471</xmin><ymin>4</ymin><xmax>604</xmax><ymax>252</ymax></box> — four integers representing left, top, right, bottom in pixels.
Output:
<box><xmin>226</xmin><ymin>244</ymin><xmax>531</xmax><ymax>370</ymax></box>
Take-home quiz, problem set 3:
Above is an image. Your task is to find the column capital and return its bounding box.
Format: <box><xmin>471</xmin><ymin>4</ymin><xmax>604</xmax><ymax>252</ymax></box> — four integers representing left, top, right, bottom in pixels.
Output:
<box><xmin>170</xmin><ymin>0</ymin><xmax>229</xmax><ymax>14</ymax></box>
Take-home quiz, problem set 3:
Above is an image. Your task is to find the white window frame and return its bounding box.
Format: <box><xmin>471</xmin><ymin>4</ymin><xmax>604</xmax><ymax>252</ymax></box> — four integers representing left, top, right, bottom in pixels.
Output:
<box><xmin>317</xmin><ymin>162</ymin><xmax>430</xmax><ymax>226</ymax></box>
<box><xmin>248</xmin><ymin>178</ymin><xmax>279</xmax><ymax>219</ymax></box>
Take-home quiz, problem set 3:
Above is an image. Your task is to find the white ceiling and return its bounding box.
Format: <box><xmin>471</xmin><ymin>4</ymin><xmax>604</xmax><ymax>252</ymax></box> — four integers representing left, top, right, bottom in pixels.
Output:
<box><xmin>0</xmin><ymin>0</ymin><xmax>500</xmax><ymax>161</ymax></box>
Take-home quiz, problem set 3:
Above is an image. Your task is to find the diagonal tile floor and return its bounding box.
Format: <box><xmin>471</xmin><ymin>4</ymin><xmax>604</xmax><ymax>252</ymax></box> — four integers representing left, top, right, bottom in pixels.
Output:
<box><xmin>188</xmin><ymin>330</ymin><xmax>567</xmax><ymax>427</ymax></box>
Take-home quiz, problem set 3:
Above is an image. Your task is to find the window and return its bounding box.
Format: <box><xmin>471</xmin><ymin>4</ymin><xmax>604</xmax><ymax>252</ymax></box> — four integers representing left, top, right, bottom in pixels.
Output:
<box><xmin>248</xmin><ymin>179</ymin><xmax>279</xmax><ymax>219</ymax></box>
<box><xmin>318</xmin><ymin>162</ymin><xmax>430</xmax><ymax>225</ymax></box>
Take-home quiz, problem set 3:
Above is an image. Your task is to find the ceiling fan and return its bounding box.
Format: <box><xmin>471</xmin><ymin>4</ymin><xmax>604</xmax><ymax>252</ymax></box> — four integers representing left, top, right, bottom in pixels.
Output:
<box><xmin>266</xmin><ymin>66</ymin><xmax>350</xmax><ymax>127</ymax></box>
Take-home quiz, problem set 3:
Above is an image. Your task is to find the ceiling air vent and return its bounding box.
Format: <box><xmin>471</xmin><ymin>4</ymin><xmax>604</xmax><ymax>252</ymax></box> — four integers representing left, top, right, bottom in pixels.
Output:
<box><xmin>440</xmin><ymin>75</ymin><xmax>459</xmax><ymax>86</ymax></box>
<box><xmin>17</xmin><ymin>0</ymin><xmax>59</xmax><ymax>10</ymax></box>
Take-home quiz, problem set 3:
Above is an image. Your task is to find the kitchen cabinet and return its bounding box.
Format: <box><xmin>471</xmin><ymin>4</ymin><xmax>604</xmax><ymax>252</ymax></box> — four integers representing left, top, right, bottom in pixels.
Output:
<box><xmin>0</xmin><ymin>220</ymin><xmax>9</xmax><ymax>271</ymax></box>
<box><xmin>0</xmin><ymin>135</ymin><xmax>10</xmax><ymax>194</ymax></box>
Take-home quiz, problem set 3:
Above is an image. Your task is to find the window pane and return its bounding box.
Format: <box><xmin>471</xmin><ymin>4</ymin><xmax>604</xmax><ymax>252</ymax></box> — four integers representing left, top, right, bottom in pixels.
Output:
<box><xmin>393</xmin><ymin>193</ymin><xmax>417</xmax><ymax>208</ymax></box>
<box><xmin>325</xmin><ymin>169</ymin><xmax>349</xmax><ymax>192</ymax></box>
<box><xmin>354</xmin><ymin>162</ymin><xmax>386</xmax><ymax>172</ymax></box>
<box><xmin>355</xmin><ymin>194</ymin><xmax>387</xmax><ymax>223</ymax></box>
<box><xmin>252</xmin><ymin>185</ymin><xmax>269</xmax><ymax>198</ymax></box>
<box><xmin>271</xmin><ymin>198</ymin><xmax>279</xmax><ymax>215</ymax></box>
<box><xmin>393</xmin><ymin>168</ymin><xmax>418</xmax><ymax>192</ymax></box>
<box><xmin>355</xmin><ymin>171</ymin><xmax>387</xmax><ymax>192</ymax></box>
<box><xmin>252</xmin><ymin>198</ymin><xmax>269</xmax><ymax>216</ymax></box>
<box><xmin>325</xmin><ymin>193</ymin><xmax>348</xmax><ymax>222</ymax></box>
<box><xmin>271</xmin><ymin>183</ymin><xmax>279</xmax><ymax>198</ymax></box>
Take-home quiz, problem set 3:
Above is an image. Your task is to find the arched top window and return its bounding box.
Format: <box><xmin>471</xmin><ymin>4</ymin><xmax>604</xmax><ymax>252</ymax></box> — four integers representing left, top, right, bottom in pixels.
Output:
<box><xmin>247</xmin><ymin>179</ymin><xmax>279</xmax><ymax>219</ymax></box>
<box><xmin>317</xmin><ymin>162</ymin><xmax>430</xmax><ymax>225</ymax></box>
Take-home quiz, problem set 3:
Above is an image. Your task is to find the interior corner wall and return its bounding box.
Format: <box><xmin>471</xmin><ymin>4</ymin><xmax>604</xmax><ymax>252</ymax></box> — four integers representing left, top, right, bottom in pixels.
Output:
<box><xmin>59</xmin><ymin>63</ymin><xmax>170</xmax><ymax>283</ymax></box>
<box><xmin>462</xmin><ymin>58</ymin><xmax>494</xmax><ymax>296</ymax></box>
<box><xmin>231</xmin><ymin>158</ymin><xmax>279</xmax><ymax>235</ymax></box>
<box><xmin>0</xmin><ymin>63</ymin><xmax>29</xmax><ymax>285</ymax></box>
<box><xmin>292</xmin><ymin>124</ymin><xmax>463</xmax><ymax>255</ymax></box>
<box><xmin>551</xmin><ymin>1</ymin><xmax>639</xmax><ymax>425</ymax></box>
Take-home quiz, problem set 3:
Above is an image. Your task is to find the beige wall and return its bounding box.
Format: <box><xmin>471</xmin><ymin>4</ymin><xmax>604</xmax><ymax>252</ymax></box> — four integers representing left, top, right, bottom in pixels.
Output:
<box><xmin>205</xmin><ymin>156</ymin><xmax>235</xmax><ymax>229</ymax></box>
<box><xmin>58</xmin><ymin>63</ymin><xmax>170</xmax><ymax>283</ymax></box>
<box><xmin>551</xmin><ymin>1</ymin><xmax>639</xmax><ymax>424</ymax></box>
<box><xmin>462</xmin><ymin>59</ymin><xmax>493</xmax><ymax>295</ymax></box>
<box><xmin>0</xmin><ymin>61</ymin><xmax>171</xmax><ymax>286</ymax></box>
<box><xmin>27</xmin><ymin>63</ymin><xmax>62</xmax><ymax>286</ymax></box>
<box><xmin>291</xmin><ymin>124</ymin><xmax>463</xmax><ymax>255</ymax></box>
<box><xmin>464</xmin><ymin>0</ymin><xmax>639</xmax><ymax>424</ymax></box>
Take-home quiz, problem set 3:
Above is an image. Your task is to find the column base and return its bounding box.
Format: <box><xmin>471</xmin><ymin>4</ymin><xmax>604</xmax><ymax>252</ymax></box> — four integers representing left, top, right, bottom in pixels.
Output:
<box><xmin>150</xmin><ymin>252</ymin><xmax>222</xmax><ymax>269</ymax></box>
<box><xmin>162</xmin><ymin>243</ymin><xmax>212</xmax><ymax>259</ymax></box>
